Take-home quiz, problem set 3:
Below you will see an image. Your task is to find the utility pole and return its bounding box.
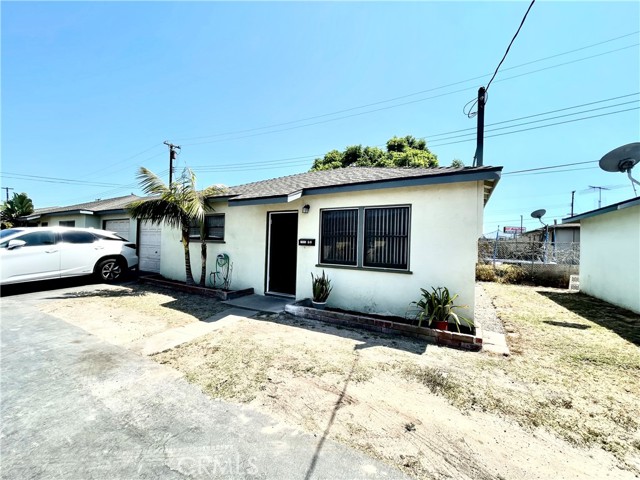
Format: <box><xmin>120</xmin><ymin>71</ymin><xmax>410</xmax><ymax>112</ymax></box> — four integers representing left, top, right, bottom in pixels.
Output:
<box><xmin>163</xmin><ymin>141</ymin><xmax>181</xmax><ymax>185</ymax></box>
<box><xmin>2</xmin><ymin>187</ymin><xmax>14</xmax><ymax>202</ymax></box>
<box><xmin>474</xmin><ymin>87</ymin><xmax>486</xmax><ymax>167</ymax></box>
<box><xmin>587</xmin><ymin>185</ymin><xmax>609</xmax><ymax>209</ymax></box>
<box><xmin>570</xmin><ymin>190</ymin><xmax>575</xmax><ymax>216</ymax></box>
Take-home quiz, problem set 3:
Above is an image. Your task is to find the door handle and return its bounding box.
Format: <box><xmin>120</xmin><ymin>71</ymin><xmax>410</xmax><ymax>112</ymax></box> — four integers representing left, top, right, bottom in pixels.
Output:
<box><xmin>94</xmin><ymin>246</ymin><xmax>105</xmax><ymax>250</ymax></box>
<box><xmin>45</xmin><ymin>249</ymin><xmax>58</xmax><ymax>254</ymax></box>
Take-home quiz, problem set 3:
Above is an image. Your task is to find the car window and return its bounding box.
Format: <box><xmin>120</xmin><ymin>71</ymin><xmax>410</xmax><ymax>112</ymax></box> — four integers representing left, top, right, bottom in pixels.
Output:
<box><xmin>61</xmin><ymin>231</ymin><xmax>96</xmax><ymax>244</ymax></box>
<box><xmin>0</xmin><ymin>229</ymin><xmax>24</xmax><ymax>240</ymax></box>
<box><xmin>14</xmin><ymin>231</ymin><xmax>57</xmax><ymax>247</ymax></box>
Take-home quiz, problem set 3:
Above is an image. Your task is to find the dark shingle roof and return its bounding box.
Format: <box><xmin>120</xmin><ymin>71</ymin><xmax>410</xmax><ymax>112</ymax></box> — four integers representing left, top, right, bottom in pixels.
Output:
<box><xmin>220</xmin><ymin>166</ymin><xmax>502</xmax><ymax>204</ymax></box>
<box><xmin>30</xmin><ymin>194</ymin><xmax>141</xmax><ymax>217</ymax></box>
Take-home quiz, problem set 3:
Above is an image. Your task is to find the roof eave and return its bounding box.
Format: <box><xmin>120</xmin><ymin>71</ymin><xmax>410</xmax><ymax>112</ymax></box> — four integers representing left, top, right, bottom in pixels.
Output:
<box><xmin>228</xmin><ymin>168</ymin><xmax>502</xmax><ymax>207</ymax></box>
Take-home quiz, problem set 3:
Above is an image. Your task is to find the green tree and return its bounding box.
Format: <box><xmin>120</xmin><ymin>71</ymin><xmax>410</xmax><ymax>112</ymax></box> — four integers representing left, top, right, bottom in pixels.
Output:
<box><xmin>310</xmin><ymin>135</ymin><xmax>438</xmax><ymax>171</ymax></box>
<box><xmin>127</xmin><ymin>167</ymin><xmax>224</xmax><ymax>286</ymax></box>
<box><xmin>451</xmin><ymin>159</ymin><xmax>465</xmax><ymax>168</ymax></box>
<box><xmin>1</xmin><ymin>192</ymin><xmax>34</xmax><ymax>229</ymax></box>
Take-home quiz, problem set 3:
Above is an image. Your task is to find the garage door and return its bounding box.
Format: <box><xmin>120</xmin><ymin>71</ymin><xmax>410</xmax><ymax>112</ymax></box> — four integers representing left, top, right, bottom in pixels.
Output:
<box><xmin>104</xmin><ymin>219</ymin><xmax>131</xmax><ymax>241</ymax></box>
<box><xmin>138</xmin><ymin>221</ymin><xmax>162</xmax><ymax>273</ymax></box>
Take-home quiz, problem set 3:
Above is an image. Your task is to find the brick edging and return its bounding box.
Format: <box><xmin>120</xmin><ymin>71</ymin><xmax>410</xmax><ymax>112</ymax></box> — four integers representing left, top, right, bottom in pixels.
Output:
<box><xmin>138</xmin><ymin>275</ymin><xmax>254</xmax><ymax>301</ymax></box>
<box><xmin>285</xmin><ymin>300</ymin><xmax>482</xmax><ymax>351</ymax></box>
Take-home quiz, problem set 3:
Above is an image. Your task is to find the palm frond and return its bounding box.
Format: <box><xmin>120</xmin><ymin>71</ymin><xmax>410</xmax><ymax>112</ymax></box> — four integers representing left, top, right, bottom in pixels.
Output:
<box><xmin>136</xmin><ymin>167</ymin><xmax>171</xmax><ymax>196</ymax></box>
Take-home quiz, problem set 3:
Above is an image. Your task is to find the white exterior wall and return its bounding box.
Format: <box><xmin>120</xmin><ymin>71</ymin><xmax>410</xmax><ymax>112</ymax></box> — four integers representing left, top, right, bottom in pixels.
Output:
<box><xmin>160</xmin><ymin>181</ymin><xmax>485</xmax><ymax>319</ymax></box>
<box><xmin>580</xmin><ymin>205</ymin><xmax>640</xmax><ymax>313</ymax></box>
<box><xmin>40</xmin><ymin>214</ymin><xmax>96</xmax><ymax>228</ymax></box>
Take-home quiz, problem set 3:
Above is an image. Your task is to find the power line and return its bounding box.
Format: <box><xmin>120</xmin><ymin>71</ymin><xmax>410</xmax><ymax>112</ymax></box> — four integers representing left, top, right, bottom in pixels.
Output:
<box><xmin>174</xmin><ymin>37</ymin><xmax>638</xmax><ymax>145</ymax></box>
<box><xmin>0</xmin><ymin>172</ymin><xmax>125</xmax><ymax>188</ymax></box>
<box><xmin>502</xmin><ymin>160</ymin><xmax>597</xmax><ymax>175</ymax></box>
<box><xmin>485</xmin><ymin>0</ymin><xmax>537</xmax><ymax>93</ymax></box>
<box><xmin>429</xmin><ymin>106</ymin><xmax>639</xmax><ymax>148</ymax></box>
<box><xmin>426</xmin><ymin>92</ymin><xmax>639</xmax><ymax>139</ymax></box>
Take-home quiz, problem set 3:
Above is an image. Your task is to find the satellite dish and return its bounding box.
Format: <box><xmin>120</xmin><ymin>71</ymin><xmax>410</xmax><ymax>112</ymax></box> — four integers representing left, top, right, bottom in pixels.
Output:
<box><xmin>599</xmin><ymin>142</ymin><xmax>640</xmax><ymax>195</ymax></box>
<box><xmin>530</xmin><ymin>209</ymin><xmax>546</xmax><ymax>219</ymax></box>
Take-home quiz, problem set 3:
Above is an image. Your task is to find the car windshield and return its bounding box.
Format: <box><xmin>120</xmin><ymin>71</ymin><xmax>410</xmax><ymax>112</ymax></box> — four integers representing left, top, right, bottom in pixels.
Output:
<box><xmin>0</xmin><ymin>229</ymin><xmax>24</xmax><ymax>239</ymax></box>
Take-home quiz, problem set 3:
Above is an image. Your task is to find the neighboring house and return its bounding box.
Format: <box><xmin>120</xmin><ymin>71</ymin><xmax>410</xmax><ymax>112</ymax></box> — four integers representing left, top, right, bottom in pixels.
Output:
<box><xmin>563</xmin><ymin>197</ymin><xmax>640</xmax><ymax>314</ymax></box>
<box><xmin>520</xmin><ymin>223</ymin><xmax>581</xmax><ymax>244</ymax></box>
<box><xmin>23</xmin><ymin>194</ymin><xmax>162</xmax><ymax>273</ymax></box>
<box><xmin>160</xmin><ymin>166</ymin><xmax>502</xmax><ymax>319</ymax></box>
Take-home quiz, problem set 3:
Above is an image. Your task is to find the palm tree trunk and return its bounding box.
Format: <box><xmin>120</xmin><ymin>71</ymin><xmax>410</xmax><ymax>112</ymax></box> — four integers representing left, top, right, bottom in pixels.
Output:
<box><xmin>181</xmin><ymin>229</ymin><xmax>195</xmax><ymax>285</ymax></box>
<box><xmin>199</xmin><ymin>241</ymin><xmax>207</xmax><ymax>286</ymax></box>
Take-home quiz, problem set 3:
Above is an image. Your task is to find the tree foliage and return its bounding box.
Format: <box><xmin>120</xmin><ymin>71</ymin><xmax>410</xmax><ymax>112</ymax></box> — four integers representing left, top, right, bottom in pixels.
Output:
<box><xmin>127</xmin><ymin>167</ymin><xmax>225</xmax><ymax>286</ymax></box>
<box><xmin>310</xmin><ymin>135</ymin><xmax>438</xmax><ymax>171</ymax></box>
<box><xmin>1</xmin><ymin>192</ymin><xmax>34</xmax><ymax>229</ymax></box>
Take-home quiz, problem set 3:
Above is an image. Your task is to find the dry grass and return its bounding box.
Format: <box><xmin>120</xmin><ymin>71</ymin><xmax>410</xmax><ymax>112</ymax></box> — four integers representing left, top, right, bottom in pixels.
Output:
<box><xmin>154</xmin><ymin>285</ymin><xmax>640</xmax><ymax>478</ymax></box>
<box><xmin>469</xmin><ymin>284</ymin><xmax>640</xmax><ymax>460</ymax></box>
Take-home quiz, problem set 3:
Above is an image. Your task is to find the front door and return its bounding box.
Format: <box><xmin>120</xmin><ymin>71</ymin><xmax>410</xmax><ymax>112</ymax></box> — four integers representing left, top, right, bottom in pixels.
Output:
<box><xmin>266</xmin><ymin>212</ymin><xmax>298</xmax><ymax>296</ymax></box>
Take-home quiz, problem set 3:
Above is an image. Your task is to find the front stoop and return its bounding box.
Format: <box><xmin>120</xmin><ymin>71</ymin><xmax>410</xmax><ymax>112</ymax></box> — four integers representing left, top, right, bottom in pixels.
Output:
<box><xmin>285</xmin><ymin>300</ymin><xmax>483</xmax><ymax>351</ymax></box>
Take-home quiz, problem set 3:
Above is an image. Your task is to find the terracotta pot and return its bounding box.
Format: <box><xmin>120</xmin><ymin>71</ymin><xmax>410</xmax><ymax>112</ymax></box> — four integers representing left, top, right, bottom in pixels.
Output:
<box><xmin>433</xmin><ymin>320</ymin><xmax>449</xmax><ymax>331</ymax></box>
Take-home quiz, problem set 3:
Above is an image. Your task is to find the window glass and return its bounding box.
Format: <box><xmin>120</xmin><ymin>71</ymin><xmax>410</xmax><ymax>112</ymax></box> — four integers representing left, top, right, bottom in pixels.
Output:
<box><xmin>205</xmin><ymin>215</ymin><xmax>225</xmax><ymax>240</ymax></box>
<box><xmin>190</xmin><ymin>214</ymin><xmax>225</xmax><ymax>240</ymax></box>
<box><xmin>61</xmin><ymin>231</ymin><xmax>96</xmax><ymax>244</ymax></box>
<box><xmin>16</xmin><ymin>231</ymin><xmax>57</xmax><ymax>247</ymax></box>
<box><xmin>320</xmin><ymin>209</ymin><xmax>358</xmax><ymax>266</ymax></box>
<box><xmin>0</xmin><ymin>229</ymin><xmax>24</xmax><ymax>240</ymax></box>
<box><xmin>59</xmin><ymin>221</ymin><xmax>75</xmax><ymax>227</ymax></box>
<box><xmin>364</xmin><ymin>207</ymin><xmax>409</xmax><ymax>270</ymax></box>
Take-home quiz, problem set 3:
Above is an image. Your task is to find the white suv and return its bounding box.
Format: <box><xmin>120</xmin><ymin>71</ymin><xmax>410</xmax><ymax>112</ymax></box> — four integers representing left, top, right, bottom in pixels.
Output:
<box><xmin>0</xmin><ymin>227</ymin><xmax>139</xmax><ymax>285</ymax></box>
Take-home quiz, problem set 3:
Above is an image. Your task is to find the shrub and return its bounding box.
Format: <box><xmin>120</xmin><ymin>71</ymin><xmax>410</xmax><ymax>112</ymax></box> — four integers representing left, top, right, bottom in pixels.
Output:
<box><xmin>498</xmin><ymin>265</ymin><xmax>527</xmax><ymax>284</ymax></box>
<box><xmin>476</xmin><ymin>264</ymin><xmax>497</xmax><ymax>282</ymax></box>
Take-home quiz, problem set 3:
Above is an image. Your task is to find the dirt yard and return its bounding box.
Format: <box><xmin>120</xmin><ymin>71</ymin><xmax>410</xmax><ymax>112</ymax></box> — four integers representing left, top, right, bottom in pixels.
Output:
<box><xmin>42</xmin><ymin>282</ymin><xmax>640</xmax><ymax>479</ymax></box>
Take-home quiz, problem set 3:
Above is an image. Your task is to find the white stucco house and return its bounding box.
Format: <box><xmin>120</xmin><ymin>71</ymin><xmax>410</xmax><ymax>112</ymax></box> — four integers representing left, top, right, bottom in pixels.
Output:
<box><xmin>563</xmin><ymin>197</ymin><xmax>640</xmax><ymax>313</ymax></box>
<box><xmin>160</xmin><ymin>166</ymin><xmax>502</xmax><ymax>320</ymax></box>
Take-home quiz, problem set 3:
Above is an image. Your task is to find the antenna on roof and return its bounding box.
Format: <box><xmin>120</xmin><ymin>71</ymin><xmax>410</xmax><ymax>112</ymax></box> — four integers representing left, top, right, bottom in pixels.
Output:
<box><xmin>599</xmin><ymin>142</ymin><xmax>640</xmax><ymax>196</ymax></box>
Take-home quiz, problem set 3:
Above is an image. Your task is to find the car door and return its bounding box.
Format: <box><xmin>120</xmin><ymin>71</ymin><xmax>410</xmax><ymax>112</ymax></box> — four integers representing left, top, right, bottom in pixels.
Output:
<box><xmin>0</xmin><ymin>230</ymin><xmax>60</xmax><ymax>284</ymax></box>
<box><xmin>59</xmin><ymin>230</ymin><xmax>101</xmax><ymax>277</ymax></box>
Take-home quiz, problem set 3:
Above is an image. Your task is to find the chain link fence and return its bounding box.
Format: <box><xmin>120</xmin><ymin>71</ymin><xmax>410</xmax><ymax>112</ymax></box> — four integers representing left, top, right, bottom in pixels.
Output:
<box><xmin>477</xmin><ymin>239</ymin><xmax>579</xmax><ymax>288</ymax></box>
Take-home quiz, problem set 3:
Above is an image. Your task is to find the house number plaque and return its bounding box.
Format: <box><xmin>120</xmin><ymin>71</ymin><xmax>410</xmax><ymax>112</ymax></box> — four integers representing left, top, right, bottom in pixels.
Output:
<box><xmin>298</xmin><ymin>238</ymin><xmax>315</xmax><ymax>246</ymax></box>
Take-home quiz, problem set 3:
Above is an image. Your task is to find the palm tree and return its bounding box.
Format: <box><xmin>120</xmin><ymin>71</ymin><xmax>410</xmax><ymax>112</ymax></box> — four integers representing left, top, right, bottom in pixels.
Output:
<box><xmin>127</xmin><ymin>167</ymin><xmax>224</xmax><ymax>286</ymax></box>
<box><xmin>1</xmin><ymin>192</ymin><xmax>34</xmax><ymax>229</ymax></box>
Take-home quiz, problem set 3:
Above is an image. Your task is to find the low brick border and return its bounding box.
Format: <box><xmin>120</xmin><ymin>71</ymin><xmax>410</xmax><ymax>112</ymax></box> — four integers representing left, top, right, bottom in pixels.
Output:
<box><xmin>138</xmin><ymin>274</ymin><xmax>254</xmax><ymax>301</ymax></box>
<box><xmin>285</xmin><ymin>299</ymin><xmax>482</xmax><ymax>351</ymax></box>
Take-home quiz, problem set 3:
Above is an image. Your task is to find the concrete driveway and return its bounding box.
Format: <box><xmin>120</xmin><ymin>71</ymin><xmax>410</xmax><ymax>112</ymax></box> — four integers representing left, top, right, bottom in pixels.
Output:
<box><xmin>1</xmin><ymin>282</ymin><xmax>405</xmax><ymax>479</ymax></box>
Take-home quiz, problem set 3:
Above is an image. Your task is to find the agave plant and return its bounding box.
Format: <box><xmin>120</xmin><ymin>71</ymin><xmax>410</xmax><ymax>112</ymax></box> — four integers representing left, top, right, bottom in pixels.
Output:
<box><xmin>311</xmin><ymin>270</ymin><xmax>333</xmax><ymax>303</ymax></box>
<box><xmin>411</xmin><ymin>287</ymin><xmax>473</xmax><ymax>332</ymax></box>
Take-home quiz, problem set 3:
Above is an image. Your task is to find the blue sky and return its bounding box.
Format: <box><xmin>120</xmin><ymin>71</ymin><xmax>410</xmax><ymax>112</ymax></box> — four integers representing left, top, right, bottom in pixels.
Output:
<box><xmin>2</xmin><ymin>1</ymin><xmax>639</xmax><ymax>234</ymax></box>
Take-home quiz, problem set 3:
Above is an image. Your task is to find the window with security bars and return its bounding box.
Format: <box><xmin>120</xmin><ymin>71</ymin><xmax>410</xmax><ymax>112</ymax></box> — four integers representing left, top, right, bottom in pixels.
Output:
<box><xmin>364</xmin><ymin>207</ymin><xmax>409</xmax><ymax>269</ymax></box>
<box><xmin>320</xmin><ymin>209</ymin><xmax>358</xmax><ymax>265</ymax></box>
<box><xmin>189</xmin><ymin>214</ymin><xmax>225</xmax><ymax>240</ymax></box>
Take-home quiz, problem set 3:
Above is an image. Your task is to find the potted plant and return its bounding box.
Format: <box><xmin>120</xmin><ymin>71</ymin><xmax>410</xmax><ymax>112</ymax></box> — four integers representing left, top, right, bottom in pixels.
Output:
<box><xmin>310</xmin><ymin>270</ymin><xmax>332</xmax><ymax>310</ymax></box>
<box><xmin>411</xmin><ymin>287</ymin><xmax>474</xmax><ymax>332</ymax></box>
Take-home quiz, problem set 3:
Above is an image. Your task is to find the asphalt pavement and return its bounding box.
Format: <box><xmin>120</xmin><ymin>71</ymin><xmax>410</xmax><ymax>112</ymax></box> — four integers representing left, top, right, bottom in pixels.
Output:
<box><xmin>0</xmin><ymin>282</ymin><xmax>406</xmax><ymax>479</ymax></box>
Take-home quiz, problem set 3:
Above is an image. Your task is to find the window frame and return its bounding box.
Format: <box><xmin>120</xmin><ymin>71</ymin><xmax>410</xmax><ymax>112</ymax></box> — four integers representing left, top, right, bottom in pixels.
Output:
<box><xmin>318</xmin><ymin>204</ymin><xmax>411</xmax><ymax>272</ymax></box>
<box><xmin>189</xmin><ymin>214</ymin><xmax>225</xmax><ymax>242</ymax></box>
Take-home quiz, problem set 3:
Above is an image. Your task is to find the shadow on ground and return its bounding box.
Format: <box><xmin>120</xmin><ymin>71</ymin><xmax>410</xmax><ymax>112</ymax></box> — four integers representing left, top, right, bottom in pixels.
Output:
<box><xmin>539</xmin><ymin>290</ymin><xmax>640</xmax><ymax>347</ymax></box>
<box><xmin>254</xmin><ymin>311</ymin><xmax>431</xmax><ymax>355</ymax></box>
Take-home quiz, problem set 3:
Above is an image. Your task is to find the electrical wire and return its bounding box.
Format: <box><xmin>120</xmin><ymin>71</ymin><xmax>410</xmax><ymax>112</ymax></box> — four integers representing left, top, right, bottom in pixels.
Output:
<box><xmin>485</xmin><ymin>0</ymin><xmax>537</xmax><ymax>93</ymax></box>
<box><xmin>429</xmin><ymin>106</ymin><xmax>639</xmax><ymax>148</ymax></box>
<box><xmin>175</xmin><ymin>35</ymin><xmax>637</xmax><ymax>145</ymax></box>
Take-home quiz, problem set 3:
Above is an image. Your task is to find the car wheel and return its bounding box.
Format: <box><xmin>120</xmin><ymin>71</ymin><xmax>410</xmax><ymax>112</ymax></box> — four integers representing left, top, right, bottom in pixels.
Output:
<box><xmin>96</xmin><ymin>258</ymin><xmax>123</xmax><ymax>283</ymax></box>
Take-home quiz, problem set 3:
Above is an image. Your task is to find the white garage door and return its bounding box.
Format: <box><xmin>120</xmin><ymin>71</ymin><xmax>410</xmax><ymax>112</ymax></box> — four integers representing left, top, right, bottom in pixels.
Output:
<box><xmin>104</xmin><ymin>219</ymin><xmax>131</xmax><ymax>241</ymax></box>
<box><xmin>138</xmin><ymin>221</ymin><xmax>162</xmax><ymax>273</ymax></box>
